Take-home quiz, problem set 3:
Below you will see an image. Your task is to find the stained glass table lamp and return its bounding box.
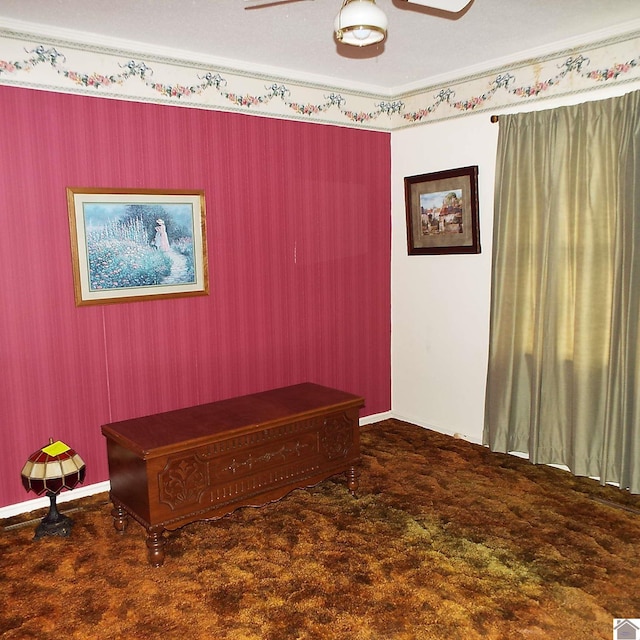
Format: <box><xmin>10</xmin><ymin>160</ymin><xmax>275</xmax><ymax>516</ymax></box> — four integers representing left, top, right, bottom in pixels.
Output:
<box><xmin>21</xmin><ymin>439</ymin><xmax>86</xmax><ymax>539</ymax></box>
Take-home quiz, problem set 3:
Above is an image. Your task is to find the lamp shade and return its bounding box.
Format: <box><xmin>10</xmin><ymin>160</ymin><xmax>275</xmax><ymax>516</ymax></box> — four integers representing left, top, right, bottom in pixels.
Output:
<box><xmin>21</xmin><ymin>439</ymin><xmax>86</xmax><ymax>496</ymax></box>
<box><xmin>334</xmin><ymin>0</ymin><xmax>388</xmax><ymax>47</ymax></box>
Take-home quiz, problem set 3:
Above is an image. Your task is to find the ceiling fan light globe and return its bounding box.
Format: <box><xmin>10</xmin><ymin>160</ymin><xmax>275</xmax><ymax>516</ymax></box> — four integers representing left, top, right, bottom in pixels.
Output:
<box><xmin>337</xmin><ymin>27</ymin><xmax>385</xmax><ymax>46</ymax></box>
<box><xmin>353</xmin><ymin>27</ymin><xmax>372</xmax><ymax>40</ymax></box>
<box><xmin>334</xmin><ymin>0</ymin><xmax>387</xmax><ymax>47</ymax></box>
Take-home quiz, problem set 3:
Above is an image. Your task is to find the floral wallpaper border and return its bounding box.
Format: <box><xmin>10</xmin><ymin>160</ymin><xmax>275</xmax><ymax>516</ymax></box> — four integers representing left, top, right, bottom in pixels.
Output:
<box><xmin>0</xmin><ymin>26</ymin><xmax>639</xmax><ymax>131</ymax></box>
<box><xmin>393</xmin><ymin>30</ymin><xmax>640</xmax><ymax>129</ymax></box>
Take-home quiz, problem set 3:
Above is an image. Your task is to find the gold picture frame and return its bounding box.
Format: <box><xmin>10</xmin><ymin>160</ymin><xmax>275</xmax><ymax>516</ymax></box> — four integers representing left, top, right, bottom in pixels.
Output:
<box><xmin>67</xmin><ymin>188</ymin><xmax>208</xmax><ymax>305</ymax></box>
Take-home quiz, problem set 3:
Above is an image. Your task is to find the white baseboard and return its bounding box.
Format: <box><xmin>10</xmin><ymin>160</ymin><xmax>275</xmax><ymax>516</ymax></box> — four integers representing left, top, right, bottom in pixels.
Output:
<box><xmin>360</xmin><ymin>411</ymin><xmax>392</xmax><ymax>426</ymax></box>
<box><xmin>389</xmin><ymin>411</ymin><xmax>484</xmax><ymax>445</ymax></box>
<box><xmin>0</xmin><ymin>480</ymin><xmax>111</xmax><ymax>519</ymax></box>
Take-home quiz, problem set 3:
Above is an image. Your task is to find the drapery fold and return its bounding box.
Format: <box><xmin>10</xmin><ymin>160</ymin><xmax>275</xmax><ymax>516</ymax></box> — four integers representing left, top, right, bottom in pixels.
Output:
<box><xmin>484</xmin><ymin>91</ymin><xmax>640</xmax><ymax>492</ymax></box>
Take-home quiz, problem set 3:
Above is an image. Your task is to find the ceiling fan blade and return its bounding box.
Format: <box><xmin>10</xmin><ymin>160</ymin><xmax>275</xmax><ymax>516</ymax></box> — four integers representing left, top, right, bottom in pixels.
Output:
<box><xmin>404</xmin><ymin>0</ymin><xmax>472</xmax><ymax>12</ymax></box>
<box><xmin>244</xmin><ymin>0</ymin><xmax>312</xmax><ymax>10</ymax></box>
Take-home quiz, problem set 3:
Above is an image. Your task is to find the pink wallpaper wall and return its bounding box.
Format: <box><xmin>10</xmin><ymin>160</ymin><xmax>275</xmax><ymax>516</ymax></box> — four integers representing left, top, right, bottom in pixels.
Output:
<box><xmin>0</xmin><ymin>86</ymin><xmax>391</xmax><ymax>509</ymax></box>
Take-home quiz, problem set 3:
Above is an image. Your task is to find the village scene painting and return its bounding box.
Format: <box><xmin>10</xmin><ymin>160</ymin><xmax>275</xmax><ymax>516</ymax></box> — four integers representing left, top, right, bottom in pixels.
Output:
<box><xmin>419</xmin><ymin>188</ymin><xmax>464</xmax><ymax>236</ymax></box>
<box><xmin>405</xmin><ymin>166</ymin><xmax>479</xmax><ymax>255</ymax></box>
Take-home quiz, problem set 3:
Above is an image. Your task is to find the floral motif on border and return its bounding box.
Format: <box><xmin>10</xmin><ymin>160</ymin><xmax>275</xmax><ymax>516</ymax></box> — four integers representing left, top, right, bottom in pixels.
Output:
<box><xmin>0</xmin><ymin>45</ymin><xmax>401</xmax><ymax>125</ymax></box>
<box><xmin>0</xmin><ymin>39</ymin><xmax>639</xmax><ymax>128</ymax></box>
<box><xmin>401</xmin><ymin>52</ymin><xmax>639</xmax><ymax>123</ymax></box>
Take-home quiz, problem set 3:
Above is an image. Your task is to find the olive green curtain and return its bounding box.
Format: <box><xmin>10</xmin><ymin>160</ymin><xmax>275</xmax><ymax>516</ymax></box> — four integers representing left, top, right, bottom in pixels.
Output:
<box><xmin>484</xmin><ymin>91</ymin><xmax>640</xmax><ymax>492</ymax></box>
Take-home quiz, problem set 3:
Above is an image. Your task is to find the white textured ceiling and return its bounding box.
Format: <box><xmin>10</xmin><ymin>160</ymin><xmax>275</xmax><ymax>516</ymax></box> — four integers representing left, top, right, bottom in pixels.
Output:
<box><xmin>1</xmin><ymin>0</ymin><xmax>640</xmax><ymax>92</ymax></box>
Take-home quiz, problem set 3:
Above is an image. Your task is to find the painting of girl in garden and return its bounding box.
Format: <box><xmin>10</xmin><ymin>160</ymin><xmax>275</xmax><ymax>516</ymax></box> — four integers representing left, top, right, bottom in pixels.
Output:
<box><xmin>67</xmin><ymin>189</ymin><xmax>208</xmax><ymax>305</ymax></box>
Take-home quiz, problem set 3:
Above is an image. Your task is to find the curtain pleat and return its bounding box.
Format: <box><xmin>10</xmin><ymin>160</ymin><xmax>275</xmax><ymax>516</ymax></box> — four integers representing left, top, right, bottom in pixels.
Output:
<box><xmin>484</xmin><ymin>91</ymin><xmax>640</xmax><ymax>492</ymax></box>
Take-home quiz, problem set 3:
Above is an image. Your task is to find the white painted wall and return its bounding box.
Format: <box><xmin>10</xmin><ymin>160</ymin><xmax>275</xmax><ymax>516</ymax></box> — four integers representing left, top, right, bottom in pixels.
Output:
<box><xmin>391</xmin><ymin>112</ymin><xmax>497</xmax><ymax>443</ymax></box>
<box><xmin>390</xmin><ymin>81</ymin><xmax>640</xmax><ymax>445</ymax></box>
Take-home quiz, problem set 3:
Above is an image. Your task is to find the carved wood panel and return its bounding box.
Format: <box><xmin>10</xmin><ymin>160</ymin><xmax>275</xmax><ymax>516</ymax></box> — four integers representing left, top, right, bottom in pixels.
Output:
<box><xmin>157</xmin><ymin>412</ymin><xmax>353</xmax><ymax>511</ymax></box>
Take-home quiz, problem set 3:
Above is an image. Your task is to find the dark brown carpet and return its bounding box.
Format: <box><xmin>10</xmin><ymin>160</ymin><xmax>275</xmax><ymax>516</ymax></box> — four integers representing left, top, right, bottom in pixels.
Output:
<box><xmin>2</xmin><ymin>419</ymin><xmax>640</xmax><ymax>639</ymax></box>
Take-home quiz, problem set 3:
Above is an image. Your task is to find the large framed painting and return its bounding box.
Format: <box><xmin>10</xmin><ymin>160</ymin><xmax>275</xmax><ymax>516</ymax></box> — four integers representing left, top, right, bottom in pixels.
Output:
<box><xmin>404</xmin><ymin>166</ymin><xmax>480</xmax><ymax>255</ymax></box>
<box><xmin>67</xmin><ymin>188</ymin><xmax>208</xmax><ymax>305</ymax></box>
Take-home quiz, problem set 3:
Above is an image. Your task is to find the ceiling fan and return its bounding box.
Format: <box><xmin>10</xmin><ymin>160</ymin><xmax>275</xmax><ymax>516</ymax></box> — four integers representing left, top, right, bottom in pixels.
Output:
<box><xmin>244</xmin><ymin>0</ymin><xmax>472</xmax><ymax>47</ymax></box>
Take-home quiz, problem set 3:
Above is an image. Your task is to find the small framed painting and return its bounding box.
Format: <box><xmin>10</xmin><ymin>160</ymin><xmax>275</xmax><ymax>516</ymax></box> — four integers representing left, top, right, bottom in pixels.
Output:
<box><xmin>67</xmin><ymin>188</ymin><xmax>208</xmax><ymax>305</ymax></box>
<box><xmin>404</xmin><ymin>165</ymin><xmax>480</xmax><ymax>255</ymax></box>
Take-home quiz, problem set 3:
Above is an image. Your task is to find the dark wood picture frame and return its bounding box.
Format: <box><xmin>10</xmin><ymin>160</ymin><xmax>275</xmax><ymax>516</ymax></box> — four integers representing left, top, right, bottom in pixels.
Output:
<box><xmin>404</xmin><ymin>165</ymin><xmax>480</xmax><ymax>255</ymax></box>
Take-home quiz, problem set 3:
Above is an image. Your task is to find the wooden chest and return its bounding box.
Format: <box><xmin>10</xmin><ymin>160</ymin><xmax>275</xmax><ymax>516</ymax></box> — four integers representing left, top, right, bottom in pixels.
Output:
<box><xmin>101</xmin><ymin>383</ymin><xmax>364</xmax><ymax>566</ymax></box>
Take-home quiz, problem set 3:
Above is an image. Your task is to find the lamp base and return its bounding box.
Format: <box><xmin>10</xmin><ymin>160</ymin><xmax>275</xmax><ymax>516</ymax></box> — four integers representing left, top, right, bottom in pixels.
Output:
<box><xmin>34</xmin><ymin>514</ymin><xmax>73</xmax><ymax>539</ymax></box>
<box><xmin>33</xmin><ymin>491</ymin><xmax>74</xmax><ymax>539</ymax></box>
